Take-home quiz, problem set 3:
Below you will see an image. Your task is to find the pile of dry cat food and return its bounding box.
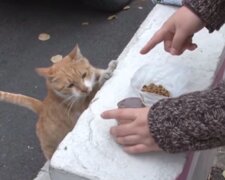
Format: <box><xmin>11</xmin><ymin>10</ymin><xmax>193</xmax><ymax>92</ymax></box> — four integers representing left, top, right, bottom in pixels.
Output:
<box><xmin>141</xmin><ymin>83</ymin><xmax>170</xmax><ymax>97</ymax></box>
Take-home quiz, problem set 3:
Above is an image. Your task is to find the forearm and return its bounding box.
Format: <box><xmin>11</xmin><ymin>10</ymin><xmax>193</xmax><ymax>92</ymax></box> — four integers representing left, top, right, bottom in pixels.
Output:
<box><xmin>183</xmin><ymin>0</ymin><xmax>225</xmax><ymax>32</ymax></box>
<box><xmin>149</xmin><ymin>81</ymin><xmax>225</xmax><ymax>153</ymax></box>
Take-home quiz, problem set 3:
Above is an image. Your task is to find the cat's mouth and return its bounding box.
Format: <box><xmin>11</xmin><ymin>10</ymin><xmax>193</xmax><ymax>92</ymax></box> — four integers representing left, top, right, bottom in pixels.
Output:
<box><xmin>80</xmin><ymin>88</ymin><xmax>89</xmax><ymax>94</ymax></box>
<box><xmin>78</xmin><ymin>86</ymin><xmax>92</xmax><ymax>95</ymax></box>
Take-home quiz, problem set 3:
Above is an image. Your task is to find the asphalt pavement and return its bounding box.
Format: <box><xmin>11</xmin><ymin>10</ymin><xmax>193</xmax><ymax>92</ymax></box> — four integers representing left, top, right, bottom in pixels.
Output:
<box><xmin>0</xmin><ymin>0</ymin><xmax>154</xmax><ymax>179</ymax></box>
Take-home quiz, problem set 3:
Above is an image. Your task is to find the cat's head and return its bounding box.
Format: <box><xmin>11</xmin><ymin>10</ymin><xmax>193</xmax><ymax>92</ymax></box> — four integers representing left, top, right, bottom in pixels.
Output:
<box><xmin>36</xmin><ymin>45</ymin><xmax>99</xmax><ymax>99</ymax></box>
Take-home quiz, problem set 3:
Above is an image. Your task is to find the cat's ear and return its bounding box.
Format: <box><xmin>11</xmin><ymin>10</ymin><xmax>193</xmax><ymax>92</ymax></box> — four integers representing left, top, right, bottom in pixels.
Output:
<box><xmin>69</xmin><ymin>44</ymin><xmax>83</xmax><ymax>60</ymax></box>
<box><xmin>35</xmin><ymin>67</ymin><xmax>53</xmax><ymax>78</ymax></box>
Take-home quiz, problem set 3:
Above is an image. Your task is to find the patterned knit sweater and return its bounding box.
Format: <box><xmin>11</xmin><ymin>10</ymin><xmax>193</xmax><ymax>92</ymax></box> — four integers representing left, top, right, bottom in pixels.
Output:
<box><xmin>183</xmin><ymin>0</ymin><xmax>225</xmax><ymax>32</ymax></box>
<box><xmin>149</xmin><ymin>0</ymin><xmax>225</xmax><ymax>153</ymax></box>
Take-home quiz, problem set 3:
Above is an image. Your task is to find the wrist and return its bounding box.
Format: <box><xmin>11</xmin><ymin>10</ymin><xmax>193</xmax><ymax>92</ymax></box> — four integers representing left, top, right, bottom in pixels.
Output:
<box><xmin>179</xmin><ymin>6</ymin><xmax>205</xmax><ymax>33</ymax></box>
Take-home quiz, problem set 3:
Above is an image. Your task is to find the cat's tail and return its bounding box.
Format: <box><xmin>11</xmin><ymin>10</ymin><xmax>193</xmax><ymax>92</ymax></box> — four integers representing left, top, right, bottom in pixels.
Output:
<box><xmin>0</xmin><ymin>91</ymin><xmax>42</xmax><ymax>113</ymax></box>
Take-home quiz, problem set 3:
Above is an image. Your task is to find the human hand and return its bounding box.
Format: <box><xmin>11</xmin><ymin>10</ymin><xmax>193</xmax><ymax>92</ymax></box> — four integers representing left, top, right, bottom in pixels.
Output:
<box><xmin>101</xmin><ymin>107</ymin><xmax>162</xmax><ymax>154</ymax></box>
<box><xmin>140</xmin><ymin>6</ymin><xmax>205</xmax><ymax>55</ymax></box>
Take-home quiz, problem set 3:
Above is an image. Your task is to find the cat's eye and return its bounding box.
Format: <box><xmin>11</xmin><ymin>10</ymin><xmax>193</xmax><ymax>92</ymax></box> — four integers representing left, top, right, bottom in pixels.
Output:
<box><xmin>67</xmin><ymin>83</ymin><xmax>74</xmax><ymax>88</ymax></box>
<box><xmin>82</xmin><ymin>72</ymin><xmax>87</xmax><ymax>79</ymax></box>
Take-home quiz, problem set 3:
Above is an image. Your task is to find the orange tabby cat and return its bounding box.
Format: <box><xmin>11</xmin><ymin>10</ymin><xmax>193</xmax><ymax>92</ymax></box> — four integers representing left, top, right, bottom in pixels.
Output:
<box><xmin>0</xmin><ymin>45</ymin><xmax>117</xmax><ymax>159</ymax></box>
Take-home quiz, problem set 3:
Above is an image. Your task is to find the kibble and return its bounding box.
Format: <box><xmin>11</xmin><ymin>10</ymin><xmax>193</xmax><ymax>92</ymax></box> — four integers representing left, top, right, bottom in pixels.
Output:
<box><xmin>142</xmin><ymin>83</ymin><xmax>170</xmax><ymax>97</ymax></box>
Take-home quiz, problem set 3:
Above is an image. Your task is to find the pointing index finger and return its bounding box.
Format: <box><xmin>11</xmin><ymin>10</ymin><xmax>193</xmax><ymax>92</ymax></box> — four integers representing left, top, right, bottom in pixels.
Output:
<box><xmin>140</xmin><ymin>29</ymin><xmax>165</xmax><ymax>54</ymax></box>
<box><xmin>101</xmin><ymin>108</ymin><xmax>135</xmax><ymax>121</ymax></box>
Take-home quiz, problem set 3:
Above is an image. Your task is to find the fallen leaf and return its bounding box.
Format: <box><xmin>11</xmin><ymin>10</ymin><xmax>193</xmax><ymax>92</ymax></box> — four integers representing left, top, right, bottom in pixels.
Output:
<box><xmin>107</xmin><ymin>15</ymin><xmax>117</xmax><ymax>21</ymax></box>
<box><xmin>82</xmin><ymin>22</ymin><xmax>89</xmax><ymax>26</ymax></box>
<box><xmin>38</xmin><ymin>33</ymin><xmax>50</xmax><ymax>41</ymax></box>
<box><xmin>50</xmin><ymin>55</ymin><xmax>63</xmax><ymax>63</ymax></box>
<box><xmin>123</xmin><ymin>5</ymin><xmax>130</xmax><ymax>10</ymax></box>
<box><xmin>27</xmin><ymin>145</ymin><xmax>34</xmax><ymax>150</ymax></box>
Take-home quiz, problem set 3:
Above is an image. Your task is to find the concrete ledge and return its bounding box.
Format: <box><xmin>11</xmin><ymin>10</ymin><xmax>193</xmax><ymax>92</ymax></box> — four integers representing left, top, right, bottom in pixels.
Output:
<box><xmin>49</xmin><ymin>4</ymin><xmax>225</xmax><ymax>180</ymax></box>
<box><xmin>34</xmin><ymin>162</ymin><xmax>50</xmax><ymax>180</ymax></box>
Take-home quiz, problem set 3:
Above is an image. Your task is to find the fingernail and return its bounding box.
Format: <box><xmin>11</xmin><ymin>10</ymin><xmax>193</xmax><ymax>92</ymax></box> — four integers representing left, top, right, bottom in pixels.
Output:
<box><xmin>100</xmin><ymin>112</ymin><xmax>105</xmax><ymax>117</ymax></box>
<box><xmin>140</xmin><ymin>49</ymin><xmax>145</xmax><ymax>54</ymax></box>
<box><xmin>170</xmin><ymin>48</ymin><xmax>178</xmax><ymax>55</ymax></box>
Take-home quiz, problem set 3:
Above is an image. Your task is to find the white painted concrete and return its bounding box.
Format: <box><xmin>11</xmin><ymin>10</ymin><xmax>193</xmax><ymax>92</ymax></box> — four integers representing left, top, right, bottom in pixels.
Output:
<box><xmin>152</xmin><ymin>0</ymin><xmax>182</xmax><ymax>6</ymax></box>
<box><xmin>34</xmin><ymin>162</ymin><xmax>50</xmax><ymax>180</ymax></box>
<box><xmin>49</xmin><ymin>4</ymin><xmax>225</xmax><ymax>180</ymax></box>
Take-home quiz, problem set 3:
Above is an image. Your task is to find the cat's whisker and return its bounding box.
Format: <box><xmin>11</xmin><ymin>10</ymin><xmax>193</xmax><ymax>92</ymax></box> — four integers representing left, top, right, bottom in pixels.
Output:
<box><xmin>62</xmin><ymin>96</ymin><xmax>74</xmax><ymax>118</ymax></box>
<box><xmin>66</xmin><ymin>97</ymin><xmax>77</xmax><ymax>118</ymax></box>
<box><xmin>63</xmin><ymin>95</ymin><xmax>73</xmax><ymax>103</ymax></box>
<box><xmin>61</xmin><ymin>95</ymin><xmax>74</xmax><ymax>105</ymax></box>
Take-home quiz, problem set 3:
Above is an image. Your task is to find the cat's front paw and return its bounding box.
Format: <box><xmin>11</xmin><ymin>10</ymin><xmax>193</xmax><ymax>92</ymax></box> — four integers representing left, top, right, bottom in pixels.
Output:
<box><xmin>98</xmin><ymin>60</ymin><xmax>118</xmax><ymax>85</ymax></box>
<box><xmin>108</xmin><ymin>60</ymin><xmax>118</xmax><ymax>72</ymax></box>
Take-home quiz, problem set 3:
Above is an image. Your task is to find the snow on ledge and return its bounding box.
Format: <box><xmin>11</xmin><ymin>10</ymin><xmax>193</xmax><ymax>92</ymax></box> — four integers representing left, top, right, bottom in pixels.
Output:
<box><xmin>50</xmin><ymin>5</ymin><xmax>225</xmax><ymax>180</ymax></box>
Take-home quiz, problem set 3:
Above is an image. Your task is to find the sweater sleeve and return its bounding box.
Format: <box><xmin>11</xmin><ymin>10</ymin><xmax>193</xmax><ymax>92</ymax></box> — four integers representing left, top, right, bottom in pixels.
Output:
<box><xmin>149</xmin><ymin>81</ymin><xmax>225</xmax><ymax>153</ymax></box>
<box><xmin>183</xmin><ymin>0</ymin><xmax>225</xmax><ymax>32</ymax></box>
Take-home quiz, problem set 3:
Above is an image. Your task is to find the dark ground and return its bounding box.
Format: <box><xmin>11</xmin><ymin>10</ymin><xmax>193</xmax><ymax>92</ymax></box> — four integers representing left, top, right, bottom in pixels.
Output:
<box><xmin>0</xmin><ymin>0</ymin><xmax>154</xmax><ymax>180</ymax></box>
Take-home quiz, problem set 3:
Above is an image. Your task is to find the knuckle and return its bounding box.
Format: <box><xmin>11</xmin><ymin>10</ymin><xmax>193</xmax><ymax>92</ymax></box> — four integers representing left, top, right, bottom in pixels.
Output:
<box><xmin>116</xmin><ymin>109</ymin><xmax>126</xmax><ymax>119</ymax></box>
<box><xmin>112</xmin><ymin>126</ymin><xmax>125</xmax><ymax>137</ymax></box>
<box><xmin>124</xmin><ymin>147</ymin><xmax>136</xmax><ymax>154</ymax></box>
<box><xmin>116</xmin><ymin>137</ymin><xmax>125</xmax><ymax>144</ymax></box>
<box><xmin>110</xmin><ymin>127</ymin><xmax>117</xmax><ymax>136</ymax></box>
<box><xmin>125</xmin><ymin>145</ymin><xmax>144</xmax><ymax>154</ymax></box>
<box><xmin>133</xmin><ymin>146</ymin><xmax>142</xmax><ymax>153</ymax></box>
